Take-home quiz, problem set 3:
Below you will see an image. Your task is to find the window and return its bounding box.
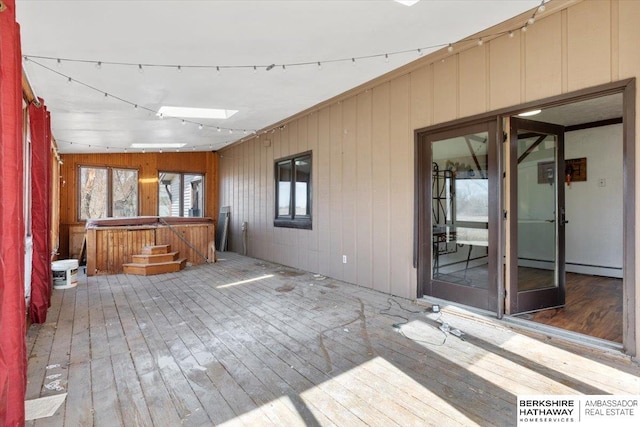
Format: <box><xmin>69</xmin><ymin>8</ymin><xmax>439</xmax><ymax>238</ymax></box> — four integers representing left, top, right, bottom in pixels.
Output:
<box><xmin>158</xmin><ymin>172</ymin><xmax>204</xmax><ymax>217</ymax></box>
<box><xmin>275</xmin><ymin>152</ymin><xmax>311</xmax><ymax>229</ymax></box>
<box><xmin>79</xmin><ymin>166</ymin><xmax>138</xmax><ymax>220</ymax></box>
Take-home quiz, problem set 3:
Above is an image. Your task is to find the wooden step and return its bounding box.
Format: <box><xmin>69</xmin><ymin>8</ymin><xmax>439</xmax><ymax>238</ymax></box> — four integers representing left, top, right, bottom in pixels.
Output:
<box><xmin>123</xmin><ymin>259</ymin><xmax>186</xmax><ymax>276</ymax></box>
<box><xmin>131</xmin><ymin>252</ymin><xmax>179</xmax><ymax>264</ymax></box>
<box><xmin>141</xmin><ymin>244</ymin><xmax>171</xmax><ymax>255</ymax></box>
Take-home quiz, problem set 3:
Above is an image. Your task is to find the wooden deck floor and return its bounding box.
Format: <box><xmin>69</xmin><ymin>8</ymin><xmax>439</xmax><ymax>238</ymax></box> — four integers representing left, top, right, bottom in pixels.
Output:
<box><xmin>26</xmin><ymin>253</ymin><xmax>639</xmax><ymax>426</ymax></box>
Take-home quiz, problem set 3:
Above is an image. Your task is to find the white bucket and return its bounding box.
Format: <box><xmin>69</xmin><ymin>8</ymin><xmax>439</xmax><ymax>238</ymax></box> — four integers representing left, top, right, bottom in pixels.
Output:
<box><xmin>52</xmin><ymin>259</ymin><xmax>79</xmax><ymax>289</ymax></box>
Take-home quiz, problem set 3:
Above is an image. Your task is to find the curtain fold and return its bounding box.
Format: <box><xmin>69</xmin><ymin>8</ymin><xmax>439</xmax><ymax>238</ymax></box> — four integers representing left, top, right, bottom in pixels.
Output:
<box><xmin>29</xmin><ymin>99</ymin><xmax>52</xmax><ymax>324</ymax></box>
<box><xmin>0</xmin><ymin>0</ymin><xmax>27</xmax><ymax>424</ymax></box>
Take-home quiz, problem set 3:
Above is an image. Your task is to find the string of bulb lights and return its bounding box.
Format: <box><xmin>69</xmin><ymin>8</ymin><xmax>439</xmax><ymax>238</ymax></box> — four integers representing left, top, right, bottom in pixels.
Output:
<box><xmin>24</xmin><ymin>1</ymin><xmax>544</xmax><ymax>73</ymax></box>
<box><xmin>24</xmin><ymin>0</ymin><xmax>546</xmax><ymax>153</ymax></box>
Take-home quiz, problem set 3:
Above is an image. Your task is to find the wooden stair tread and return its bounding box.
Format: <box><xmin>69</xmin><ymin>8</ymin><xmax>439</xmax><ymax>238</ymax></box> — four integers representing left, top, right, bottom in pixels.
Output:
<box><xmin>131</xmin><ymin>252</ymin><xmax>179</xmax><ymax>264</ymax></box>
<box><xmin>123</xmin><ymin>258</ymin><xmax>186</xmax><ymax>276</ymax></box>
<box><xmin>141</xmin><ymin>244</ymin><xmax>172</xmax><ymax>255</ymax></box>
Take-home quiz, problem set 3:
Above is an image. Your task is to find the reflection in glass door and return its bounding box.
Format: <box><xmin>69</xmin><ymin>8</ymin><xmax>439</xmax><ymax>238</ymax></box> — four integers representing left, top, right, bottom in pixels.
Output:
<box><xmin>509</xmin><ymin>118</ymin><xmax>566</xmax><ymax>314</ymax></box>
<box><xmin>420</xmin><ymin>121</ymin><xmax>498</xmax><ymax>311</ymax></box>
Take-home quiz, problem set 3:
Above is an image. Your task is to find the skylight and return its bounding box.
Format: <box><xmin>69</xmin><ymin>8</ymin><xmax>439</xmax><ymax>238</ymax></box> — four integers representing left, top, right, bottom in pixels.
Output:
<box><xmin>156</xmin><ymin>106</ymin><xmax>238</xmax><ymax>120</ymax></box>
<box><xmin>394</xmin><ymin>0</ymin><xmax>421</xmax><ymax>6</ymax></box>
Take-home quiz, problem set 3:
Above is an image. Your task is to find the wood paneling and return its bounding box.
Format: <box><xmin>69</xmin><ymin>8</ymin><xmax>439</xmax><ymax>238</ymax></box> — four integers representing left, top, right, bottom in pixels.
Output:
<box><xmin>524</xmin><ymin>12</ymin><xmax>563</xmax><ymax>101</ymax></box>
<box><xmin>86</xmin><ymin>223</ymin><xmax>214</xmax><ymax>275</ymax></box>
<box><xmin>218</xmin><ymin>0</ymin><xmax>636</xmax><ymax>309</ymax></box>
<box><xmin>459</xmin><ymin>44</ymin><xmax>487</xmax><ymax>117</ymax></box>
<box><xmin>489</xmin><ymin>31</ymin><xmax>522</xmax><ymax>110</ymax></box>
<box><xmin>58</xmin><ymin>151</ymin><xmax>218</xmax><ymax>258</ymax></box>
<box><xmin>432</xmin><ymin>57</ymin><xmax>458</xmax><ymax>123</ymax></box>
<box><xmin>567</xmin><ymin>0</ymin><xmax>611</xmax><ymax>91</ymax></box>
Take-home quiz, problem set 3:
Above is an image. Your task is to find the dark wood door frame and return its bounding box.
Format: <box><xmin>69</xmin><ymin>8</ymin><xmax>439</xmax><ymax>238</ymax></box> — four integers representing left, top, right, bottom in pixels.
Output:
<box><xmin>414</xmin><ymin>78</ymin><xmax>635</xmax><ymax>356</ymax></box>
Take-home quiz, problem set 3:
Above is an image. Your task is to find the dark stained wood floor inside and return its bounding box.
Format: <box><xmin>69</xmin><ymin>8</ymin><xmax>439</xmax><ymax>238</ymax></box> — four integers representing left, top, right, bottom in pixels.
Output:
<box><xmin>25</xmin><ymin>253</ymin><xmax>639</xmax><ymax>426</ymax></box>
<box><xmin>517</xmin><ymin>270</ymin><xmax>623</xmax><ymax>343</ymax></box>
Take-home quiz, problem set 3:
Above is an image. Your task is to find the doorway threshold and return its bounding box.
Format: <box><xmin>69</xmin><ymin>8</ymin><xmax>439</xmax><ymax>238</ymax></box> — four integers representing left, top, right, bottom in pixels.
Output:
<box><xmin>417</xmin><ymin>297</ymin><xmax>626</xmax><ymax>358</ymax></box>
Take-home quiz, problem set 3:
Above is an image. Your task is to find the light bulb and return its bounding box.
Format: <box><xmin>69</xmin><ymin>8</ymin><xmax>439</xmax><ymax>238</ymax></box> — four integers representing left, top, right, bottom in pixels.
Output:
<box><xmin>538</xmin><ymin>4</ymin><xmax>545</xmax><ymax>13</ymax></box>
<box><xmin>177</xmin><ymin>65</ymin><xmax>182</xmax><ymax>72</ymax></box>
<box><xmin>217</xmin><ymin>127</ymin><xmax>221</xmax><ymax>132</ymax></box>
<box><xmin>181</xmin><ymin>120</ymin><xmax>186</xmax><ymax>125</ymax></box>
<box><xmin>317</xmin><ymin>61</ymin><xmax>322</xmax><ymax>70</ymax></box>
<box><xmin>447</xmin><ymin>43</ymin><xmax>453</xmax><ymax>52</ymax></box>
<box><xmin>95</xmin><ymin>61</ymin><xmax>102</xmax><ymax>70</ymax></box>
<box><xmin>216</xmin><ymin>66</ymin><xmax>220</xmax><ymax>76</ymax></box>
<box><xmin>134</xmin><ymin>104</ymin><xmax>138</xmax><ymax>109</ymax></box>
<box><xmin>282</xmin><ymin>65</ymin><xmax>286</xmax><ymax>72</ymax></box>
<box><xmin>138</xmin><ymin>64</ymin><xmax>143</xmax><ymax>73</ymax></box>
<box><xmin>352</xmin><ymin>58</ymin><xmax>356</xmax><ymax>66</ymax></box>
<box><xmin>417</xmin><ymin>49</ymin><xmax>423</xmax><ymax>56</ymax></box>
<box><xmin>522</xmin><ymin>26</ymin><xmax>528</xmax><ymax>32</ymax></box>
<box><xmin>67</xmin><ymin>77</ymin><xmax>72</xmax><ymax>84</ymax></box>
<box><xmin>478</xmin><ymin>38</ymin><xmax>483</xmax><ymax>46</ymax></box>
<box><xmin>57</xmin><ymin>58</ymin><xmax>62</xmax><ymax>67</ymax></box>
<box><xmin>509</xmin><ymin>31</ymin><xmax>514</xmax><ymax>38</ymax></box>
<box><xmin>528</xmin><ymin>17</ymin><xmax>535</xmax><ymax>25</ymax></box>
<box><xmin>385</xmin><ymin>54</ymin><xmax>389</xmax><ymax>63</ymax></box>
<box><xmin>198</xmin><ymin>124</ymin><xmax>203</xmax><ymax>130</ymax></box>
<box><xmin>253</xmin><ymin>66</ymin><xmax>257</xmax><ymax>73</ymax></box>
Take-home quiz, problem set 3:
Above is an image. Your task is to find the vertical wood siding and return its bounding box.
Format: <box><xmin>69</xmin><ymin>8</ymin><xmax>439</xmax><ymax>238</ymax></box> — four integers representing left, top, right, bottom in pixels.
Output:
<box><xmin>219</xmin><ymin>0</ymin><xmax>637</xmax><ymax>305</ymax></box>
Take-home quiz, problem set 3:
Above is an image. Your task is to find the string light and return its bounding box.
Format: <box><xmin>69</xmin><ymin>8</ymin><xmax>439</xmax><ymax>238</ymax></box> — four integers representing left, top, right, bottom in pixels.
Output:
<box><xmin>317</xmin><ymin>61</ymin><xmax>322</xmax><ymax>70</ymax></box>
<box><xmin>385</xmin><ymin>54</ymin><xmax>389</xmax><ymax>63</ymax></box>
<box><xmin>95</xmin><ymin>61</ymin><xmax>102</xmax><ymax>70</ymax></box>
<box><xmin>26</xmin><ymin>59</ymin><xmax>255</xmax><ymax>135</ymax></box>
<box><xmin>198</xmin><ymin>124</ymin><xmax>203</xmax><ymax>130</ymax></box>
<box><xmin>138</xmin><ymin>64</ymin><xmax>143</xmax><ymax>73</ymax></box>
<box><xmin>26</xmin><ymin>0</ymin><xmax>547</xmax><ymax>76</ymax></box>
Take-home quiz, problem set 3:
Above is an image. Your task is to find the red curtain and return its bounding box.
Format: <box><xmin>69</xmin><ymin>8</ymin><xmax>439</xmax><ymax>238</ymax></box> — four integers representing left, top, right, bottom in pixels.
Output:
<box><xmin>0</xmin><ymin>0</ymin><xmax>27</xmax><ymax>425</ymax></box>
<box><xmin>29</xmin><ymin>100</ymin><xmax>52</xmax><ymax>324</ymax></box>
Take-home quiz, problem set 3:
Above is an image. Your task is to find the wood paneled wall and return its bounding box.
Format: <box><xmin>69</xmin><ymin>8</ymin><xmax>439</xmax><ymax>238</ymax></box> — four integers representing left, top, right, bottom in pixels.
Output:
<box><xmin>58</xmin><ymin>151</ymin><xmax>219</xmax><ymax>258</ymax></box>
<box><xmin>219</xmin><ymin>0</ymin><xmax>640</xmax><ymax>307</ymax></box>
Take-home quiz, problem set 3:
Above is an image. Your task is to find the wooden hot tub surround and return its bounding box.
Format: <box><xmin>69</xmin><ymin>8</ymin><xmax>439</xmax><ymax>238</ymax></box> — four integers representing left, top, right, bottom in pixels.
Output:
<box><xmin>84</xmin><ymin>216</ymin><xmax>215</xmax><ymax>276</ymax></box>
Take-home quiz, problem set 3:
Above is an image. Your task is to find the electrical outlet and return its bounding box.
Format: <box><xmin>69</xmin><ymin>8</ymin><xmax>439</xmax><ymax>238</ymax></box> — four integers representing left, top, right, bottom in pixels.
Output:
<box><xmin>342</xmin><ymin>255</ymin><xmax>347</xmax><ymax>264</ymax></box>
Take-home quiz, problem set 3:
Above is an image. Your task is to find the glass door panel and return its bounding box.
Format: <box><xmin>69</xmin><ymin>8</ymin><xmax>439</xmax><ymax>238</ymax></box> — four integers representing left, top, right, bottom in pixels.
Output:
<box><xmin>517</xmin><ymin>133</ymin><xmax>558</xmax><ymax>291</ymax></box>
<box><xmin>420</xmin><ymin>120</ymin><xmax>498</xmax><ymax>312</ymax></box>
<box><xmin>508</xmin><ymin>117</ymin><xmax>566</xmax><ymax>314</ymax></box>
<box><xmin>432</xmin><ymin>133</ymin><xmax>489</xmax><ymax>289</ymax></box>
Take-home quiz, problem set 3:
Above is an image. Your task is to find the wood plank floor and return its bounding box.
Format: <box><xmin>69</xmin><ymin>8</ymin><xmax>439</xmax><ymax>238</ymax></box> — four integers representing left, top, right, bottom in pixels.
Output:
<box><xmin>26</xmin><ymin>253</ymin><xmax>639</xmax><ymax>426</ymax></box>
<box><xmin>519</xmin><ymin>272</ymin><xmax>623</xmax><ymax>343</ymax></box>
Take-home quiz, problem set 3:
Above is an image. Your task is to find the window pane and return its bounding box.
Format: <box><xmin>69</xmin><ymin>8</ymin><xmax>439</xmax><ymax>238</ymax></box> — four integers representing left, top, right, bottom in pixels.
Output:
<box><xmin>295</xmin><ymin>156</ymin><xmax>311</xmax><ymax>216</ymax></box>
<box><xmin>431</xmin><ymin>132</ymin><xmax>489</xmax><ymax>289</ymax></box>
<box><xmin>80</xmin><ymin>167</ymin><xmax>108</xmax><ymax>220</ymax></box>
<box><xmin>183</xmin><ymin>174</ymin><xmax>204</xmax><ymax>217</ymax></box>
<box><xmin>112</xmin><ymin>169</ymin><xmax>138</xmax><ymax>217</ymax></box>
<box><xmin>158</xmin><ymin>172</ymin><xmax>181</xmax><ymax>217</ymax></box>
<box><xmin>277</xmin><ymin>161</ymin><xmax>292</xmax><ymax>217</ymax></box>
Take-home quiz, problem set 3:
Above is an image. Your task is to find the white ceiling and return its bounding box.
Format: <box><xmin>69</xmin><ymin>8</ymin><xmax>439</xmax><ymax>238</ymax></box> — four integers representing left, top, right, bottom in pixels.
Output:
<box><xmin>17</xmin><ymin>0</ymin><xmax>544</xmax><ymax>154</ymax></box>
